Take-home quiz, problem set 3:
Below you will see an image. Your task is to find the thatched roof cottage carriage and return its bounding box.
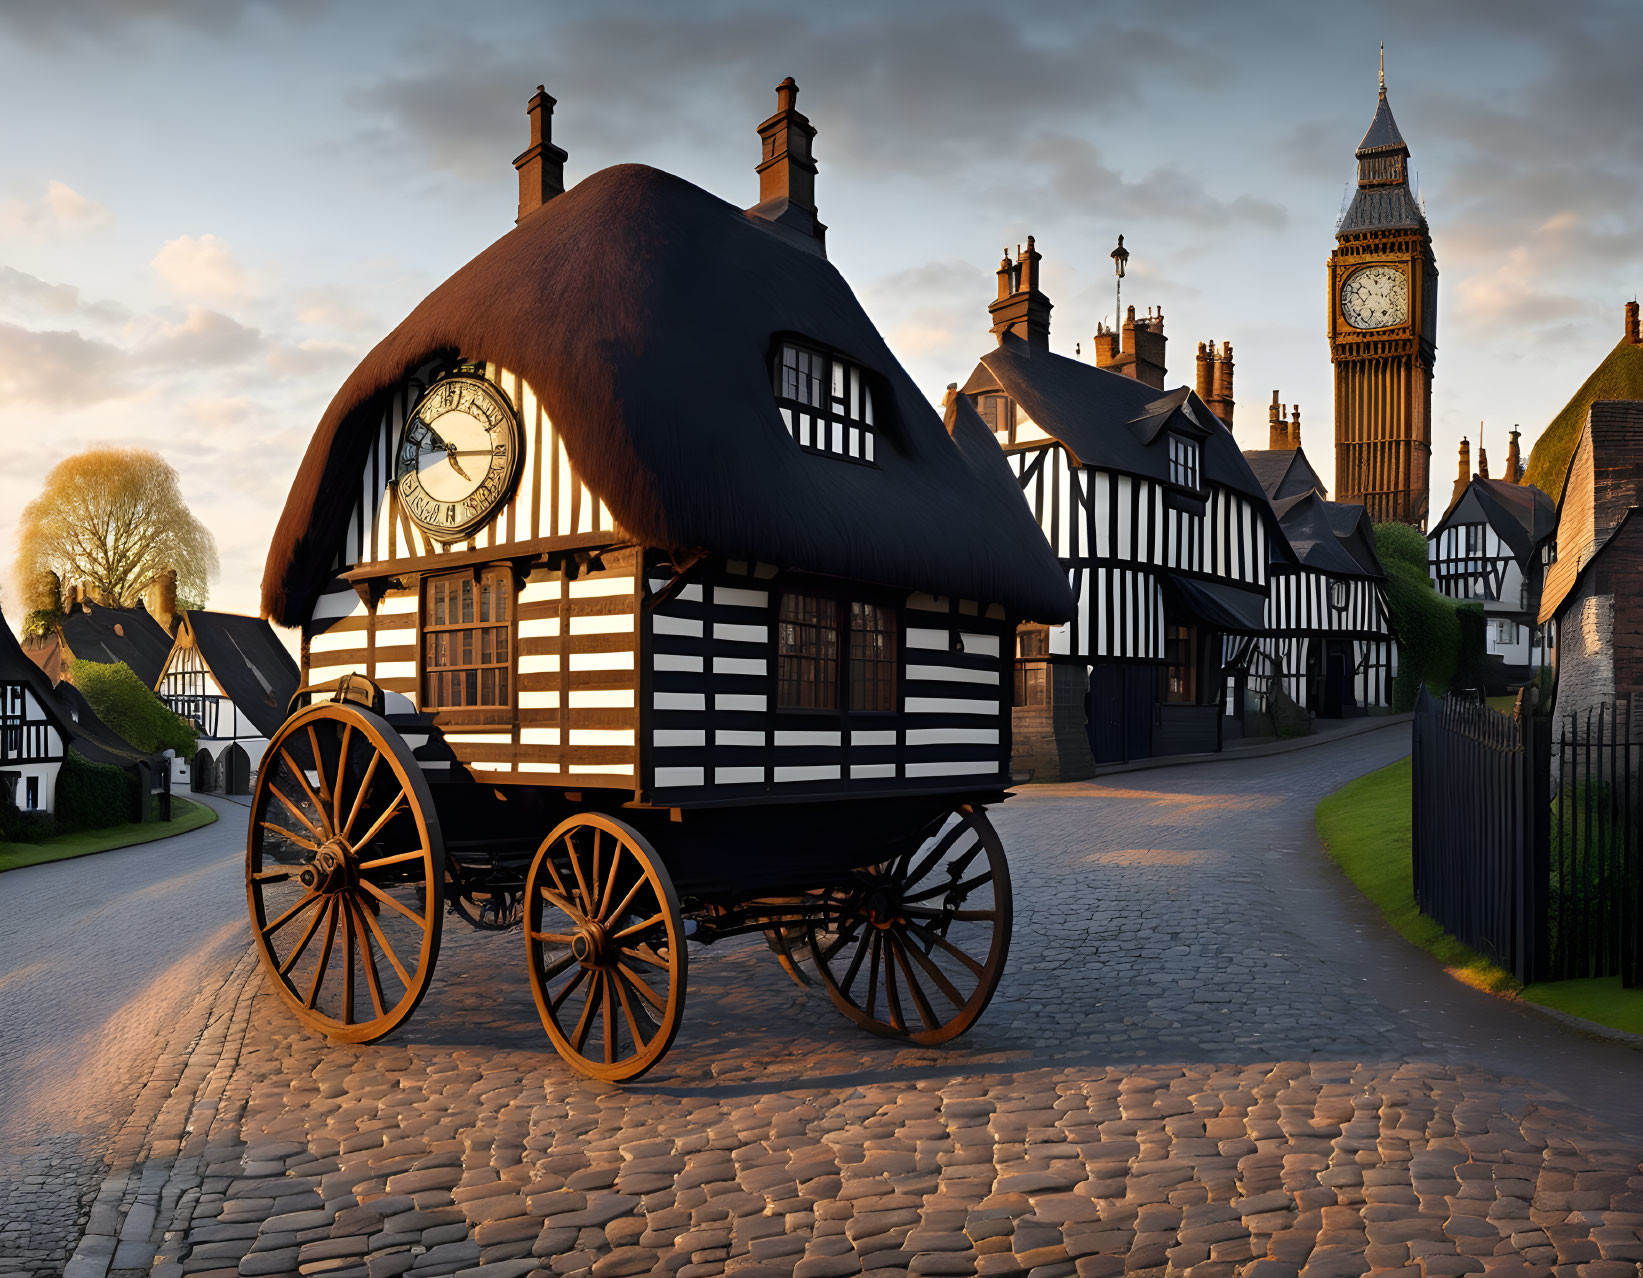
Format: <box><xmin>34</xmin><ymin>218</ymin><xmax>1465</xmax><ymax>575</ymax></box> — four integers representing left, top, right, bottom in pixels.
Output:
<box><xmin>249</xmin><ymin>81</ymin><xmax>1072</xmax><ymax>1078</ymax></box>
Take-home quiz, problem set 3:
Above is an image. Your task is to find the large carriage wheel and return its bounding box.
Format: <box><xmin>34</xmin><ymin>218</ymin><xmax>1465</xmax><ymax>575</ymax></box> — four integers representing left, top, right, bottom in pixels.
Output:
<box><xmin>526</xmin><ymin>815</ymin><xmax>687</xmax><ymax>1081</ymax></box>
<box><xmin>246</xmin><ymin>702</ymin><xmax>444</xmax><ymax>1044</ymax></box>
<box><xmin>806</xmin><ymin>804</ymin><xmax>1011</xmax><ymax>1045</ymax></box>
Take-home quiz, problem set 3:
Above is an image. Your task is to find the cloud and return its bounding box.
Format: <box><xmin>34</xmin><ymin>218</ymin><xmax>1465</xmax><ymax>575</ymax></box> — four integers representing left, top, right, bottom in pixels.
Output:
<box><xmin>137</xmin><ymin>307</ymin><xmax>264</xmax><ymax>368</ymax></box>
<box><xmin>0</xmin><ymin>0</ymin><xmax>322</xmax><ymax>48</ymax></box>
<box><xmin>0</xmin><ymin>180</ymin><xmax>112</xmax><ymax>236</ymax></box>
<box><xmin>0</xmin><ymin>266</ymin><xmax>130</xmax><ymax>324</ymax></box>
<box><xmin>0</xmin><ymin>322</ymin><xmax>126</xmax><ymax>405</ymax></box>
<box><xmin>152</xmin><ymin>233</ymin><xmax>252</xmax><ymax>304</ymax></box>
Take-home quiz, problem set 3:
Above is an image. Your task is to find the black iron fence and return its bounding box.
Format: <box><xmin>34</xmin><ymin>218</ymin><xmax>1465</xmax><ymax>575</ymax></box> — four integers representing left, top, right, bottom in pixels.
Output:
<box><xmin>1411</xmin><ymin>688</ymin><xmax>1643</xmax><ymax>986</ymax></box>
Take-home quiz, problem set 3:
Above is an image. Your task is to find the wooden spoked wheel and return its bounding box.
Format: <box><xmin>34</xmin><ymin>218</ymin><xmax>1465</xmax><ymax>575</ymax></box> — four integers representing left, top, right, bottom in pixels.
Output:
<box><xmin>805</xmin><ymin>804</ymin><xmax>1011</xmax><ymax>1044</ymax></box>
<box><xmin>246</xmin><ymin>702</ymin><xmax>444</xmax><ymax>1044</ymax></box>
<box><xmin>763</xmin><ymin>915</ymin><xmax>815</xmax><ymax>988</ymax></box>
<box><xmin>526</xmin><ymin>815</ymin><xmax>687</xmax><ymax>1081</ymax></box>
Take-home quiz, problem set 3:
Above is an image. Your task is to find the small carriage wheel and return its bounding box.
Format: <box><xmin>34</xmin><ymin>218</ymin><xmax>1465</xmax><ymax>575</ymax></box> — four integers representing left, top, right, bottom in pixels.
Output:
<box><xmin>805</xmin><ymin>804</ymin><xmax>1012</xmax><ymax>1045</ymax></box>
<box><xmin>246</xmin><ymin>702</ymin><xmax>444</xmax><ymax>1044</ymax></box>
<box><xmin>526</xmin><ymin>815</ymin><xmax>687</xmax><ymax>1082</ymax></box>
<box><xmin>763</xmin><ymin>916</ymin><xmax>815</xmax><ymax>988</ymax></box>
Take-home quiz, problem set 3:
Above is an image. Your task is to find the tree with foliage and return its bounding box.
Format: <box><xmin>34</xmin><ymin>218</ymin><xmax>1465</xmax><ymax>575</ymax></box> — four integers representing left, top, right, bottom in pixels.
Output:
<box><xmin>14</xmin><ymin>447</ymin><xmax>217</xmax><ymax>613</ymax></box>
<box><xmin>69</xmin><ymin>659</ymin><xmax>196</xmax><ymax>755</ymax></box>
<box><xmin>1373</xmin><ymin>521</ymin><xmax>1486</xmax><ymax>710</ymax></box>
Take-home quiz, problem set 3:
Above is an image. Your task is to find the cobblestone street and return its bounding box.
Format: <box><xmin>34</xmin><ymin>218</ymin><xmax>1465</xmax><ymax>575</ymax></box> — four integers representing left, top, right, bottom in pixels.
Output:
<box><xmin>15</xmin><ymin>726</ymin><xmax>1643</xmax><ymax>1278</ymax></box>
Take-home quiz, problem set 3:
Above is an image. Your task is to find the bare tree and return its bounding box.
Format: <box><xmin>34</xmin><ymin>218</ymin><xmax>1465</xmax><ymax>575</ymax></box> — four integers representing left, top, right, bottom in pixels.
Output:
<box><xmin>15</xmin><ymin>447</ymin><xmax>218</xmax><ymax>613</ymax></box>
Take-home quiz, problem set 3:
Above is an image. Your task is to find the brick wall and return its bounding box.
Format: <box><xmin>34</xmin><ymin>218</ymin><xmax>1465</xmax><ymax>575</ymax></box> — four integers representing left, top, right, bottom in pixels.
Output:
<box><xmin>1555</xmin><ymin>573</ymin><xmax>1613</xmax><ymax>729</ymax></box>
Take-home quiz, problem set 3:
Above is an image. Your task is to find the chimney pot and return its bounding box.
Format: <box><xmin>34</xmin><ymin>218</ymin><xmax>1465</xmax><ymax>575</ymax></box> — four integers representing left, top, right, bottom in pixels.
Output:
<box><xmin>750</xmin><ymin>76</ymin><xmax>826</xmax><ymax>253</ymax></box>
<box><xmin>1627</xmin><ymin>298</ymin><xmax>1641</xmax><ymax>344</ymax></box>
<box><xmin>513</xmin><ymin>85</ymin><xmax>568</xmax><ymax>223</ymax></box>
<box><xmin>987</xmin><ymin>231</ymin><xmax>1052</xmax><ymax>349</ymax></box>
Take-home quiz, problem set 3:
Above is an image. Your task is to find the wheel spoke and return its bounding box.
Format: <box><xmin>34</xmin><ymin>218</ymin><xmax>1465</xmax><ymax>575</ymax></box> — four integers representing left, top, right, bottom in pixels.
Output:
<box><xmin>333</xmin><ymin>723</ymin><xmax>353</xmax><ymax>830</ymax></box>
<box><xmin>550</xmin><ymin>964</ymin><xmax>589</xmax><ymax>1013</ymax></box>
<box><xmin>624</xmin><ymin>944</ymin><xmax>670</xmax><ymax>970</ymax></box>
<box><xmin>615</xmin><ymin>960</ymin><xmax>666</xmax><ymax>1011</ymax></box>
<box><xmin>901</xmin><ymin>904</ymin><xmax>996</xmax><ymax>922</ymax></box>
<box><xmin>360</xmin><ymin>879</ymin><xmax>426</xmax><ymax>929</ymax></box>
<box><xmin>340</xmin><ymin>750</ymin><xmax>381</xmax><ymax>843</ymax></box>
<box><xmin>888</xmin><ymin>934</ymin><xmax>939</xmax><ymax>1031</ymax></box>
<box><xmin>257</xmin><ymin>822</ymin><xmax>319</xmax><ymax>853</ymax></box>
<box><xmin>612</xmin><ymin>912</ymin><xmax>664</xmax><ymax>943</ymax></box>
<box><xmin>904</xmin><ymin>869</ymin><xmax>992</xmax><ymax>905</ymax></box>
<box><xmin>602</xmin><ymin>970</ymin><xmax>617</xmax><ymax>1064</ymax></box>
<box><xmin>864</xmin><ymin>933</ymin><xmax>882</xmax><ymax>1018</ymax></box>
<box><xmin>566</xmin><ymin>832</ymin><xmax>595</xmax><ymax>915</ymax></box>
<box><xmin>252</xmin><ymin>866</ymin><xmax>296</xmax><ymax>883</ymax></box>
<box><xmin>304</xmin><ymin>900</ymin><xmax>340</xmax><ymax>1009</ymax></box>
<box><xmin>537</xmin><ymin>885</ymin><xmax>582</xmax><ymax>922</ymax></box>
<box><xmin>262</xmin><ymin>889</ymin><xmax>323</xmax><ymax>938</ymax></box>
<box><xmin>306</xmin><ymin>725</ymin><xmax>335</xmax><ymax>820</ymax></box>
<box><xmin>571</xmin><ymin>972</ymin><xmax>601</xmax><ymax>1051</ymax></box>
<box><xmin>602</xmin><ymin>873</ymin><xmax>647</xmax><ymax>929</ymax></box>
<box><xmin>882</xmin><ymin>938</ymin><xmax>906</xmax><ymax>1032</ymax></box>
<box><xmin>340</xmin><ymin>899</ymin><xmax>357</xmax><ymax>1025</ymax></box>
<box><xmin>356</xmin><ymin>896</ymin><xmax>414</xmax><ymax>989</ymax></box>
<box><xmin>280</xmin><ymin>748</ymin><xmax>331</xmax><ymax>839</ymax></box>
<box><xmin>896</xmin><ymin>926</ymin><xmax>969</xmax><ymax>1009</ymax></box>
<box><xmin>276</xmin><ymin>896</ymin><xmax>330</xmax><ymax>977</ymax></box>
<box><xmin>538</xmin><ymin>950</ymin><xmax>577</xmax><ymax>983</ymax></box>
<box><xmin>612</xmin><ymin>968</ymin><xmax>648</xmax><ymax>1050</ymax></box>
<box><xmin>349</xmin><ymin>898</ymin><xmax>388</xmax><ymax>1019</ymax></box>
<box><xmin>837</xmin><ymin>927</ymin><xmax>872</xmax><ymax>996</ymax></box>
<box><xmin>357</xmin><ymin>848</ymin><xmax>428</xmax><ymax>873</ymax></box>
<box><xmin>352</xmin><ymin>790</ymin><xmax>408</xmax><ymax>851</ymax></box>
<box><xmin>269</xmin><ymin>783</ymin><xmax>324</xmax><ymax>841</ymax></box>
<box><xmin>903</xmin><ymin>918</ymin><xmax>986</xmax><ymax>977</ymax></box>
<box><xmin>589</xmin><ymin>830</ymin><xmax>603</xmax><ymax>914</ymax></box>
<box><xmin>529</xmin><ymin>930</ymin><xmax>576</xmax><ymax>945</ymax></box>
<box><xmin>597</xmin><ymin>840</ymin><xmax>623</xmax><ymax>920</ymax></box>
<box><xmin>904</xmin><ymin>818</ymin><xmax>973</xmax><ymax>892</ymax></box>
<box><xmin>538</xmin><ymin>846</ymin><xmax>575</xmax><ymax>905</ymax></box>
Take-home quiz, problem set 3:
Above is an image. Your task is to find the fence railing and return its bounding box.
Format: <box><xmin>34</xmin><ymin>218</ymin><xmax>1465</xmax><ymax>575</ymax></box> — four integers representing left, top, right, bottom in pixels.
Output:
<box><xmin>1410</xmin><ymin>687</ymin><xmax>1550</xmax><ymax>982</ymax></box>
<box><xmin>1412</xmin><ymin>689</ymin><xmax>1643</xmax><ymax>987</ymax></box>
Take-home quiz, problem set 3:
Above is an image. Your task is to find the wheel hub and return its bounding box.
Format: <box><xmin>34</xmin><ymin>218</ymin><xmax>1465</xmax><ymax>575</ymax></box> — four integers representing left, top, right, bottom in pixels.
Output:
<box><xmin>300</xmin><ymin>839</ymin><xmax>355</xmax><ymax>893</ymax></box>
<box><xmin>864</xmin><ymin>886</ymin><xmax>901</xmax><ymax>929</ymax></box>
<box><xmin>571</xmin><ymin>921</ymin><xmax>611</xmax><ymax>967</ymax></box>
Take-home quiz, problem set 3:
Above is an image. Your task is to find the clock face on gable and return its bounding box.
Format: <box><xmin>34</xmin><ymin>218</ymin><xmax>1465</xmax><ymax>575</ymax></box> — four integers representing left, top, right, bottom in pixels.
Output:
<box><xmin>396</xmin><ymin>376</ymin><xmax>522</xmax><ymax>541</ymax></box>
<box><xmin>1340</xmin><ymin>264</ymin><xmax>1410</xmax><ymax>331</ymax></box>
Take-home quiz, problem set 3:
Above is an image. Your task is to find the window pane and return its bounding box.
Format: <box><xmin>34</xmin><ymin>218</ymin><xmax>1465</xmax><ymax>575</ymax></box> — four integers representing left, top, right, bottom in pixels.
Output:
<box><xmin>778</xmin><ymin>592</ymin><xmax>839</xmax><ymax>710</ymax></box>
<box><xmin>422</xmin><ymin>570</ymin><xmax>514</xmax><ymax>710</ymax></box>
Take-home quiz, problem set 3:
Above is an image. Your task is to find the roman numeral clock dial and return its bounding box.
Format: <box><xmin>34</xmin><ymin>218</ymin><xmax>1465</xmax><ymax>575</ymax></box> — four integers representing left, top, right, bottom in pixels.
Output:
<box><xmin>395</xmin><ymin>375</ymin><xmax>522</xmax><ymax>541</ymax></box>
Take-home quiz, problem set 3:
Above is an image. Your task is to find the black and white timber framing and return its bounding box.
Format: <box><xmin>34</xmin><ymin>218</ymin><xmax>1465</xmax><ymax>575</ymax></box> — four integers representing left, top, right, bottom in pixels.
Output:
<box><xmin>0</xmin><ymin>610</ymin><xmax>70</xmax><ymax>815</ymax></box>
<box><xmin>1234</xmin><ymin>448</ymin><xmax>1393</xmax><ymax>720</ymax></box>
<box><xmin>1428</xmin><ymin>477</ymin><xmax>1556</xmax><ymax>676</ymax></box>
<box><xmin>267</xmin><ymin>89</ymin><xmax>1071</xmax><ymax>811</ymax></box>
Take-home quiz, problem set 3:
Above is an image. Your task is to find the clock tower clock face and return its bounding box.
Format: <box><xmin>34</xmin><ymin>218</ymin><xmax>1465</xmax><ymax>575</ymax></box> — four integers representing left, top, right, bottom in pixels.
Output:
<box><xmin>1340</xmin><ymin>264</ymin><xmax>1410</xmax><ymax>330</ymax></box>
<box><xmin>396</xmin><ymin>376</ymin><xmax>521</xmax><ymax>541</ymax></box>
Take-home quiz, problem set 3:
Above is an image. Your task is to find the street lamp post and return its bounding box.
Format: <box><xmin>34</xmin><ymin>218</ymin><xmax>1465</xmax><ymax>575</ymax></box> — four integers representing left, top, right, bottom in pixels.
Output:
<box><xmin>1111</xmin><ymin>234</ymin><xmax>1129</xmax><ymax>337</ymax></box>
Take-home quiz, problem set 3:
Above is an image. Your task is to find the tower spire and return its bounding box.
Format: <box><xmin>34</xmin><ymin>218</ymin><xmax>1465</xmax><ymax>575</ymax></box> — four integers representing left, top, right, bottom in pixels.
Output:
<box><xmin>1379</xmin><ymin>42</ymin><xmax>1385</xmax><ymax>96</ymax></box>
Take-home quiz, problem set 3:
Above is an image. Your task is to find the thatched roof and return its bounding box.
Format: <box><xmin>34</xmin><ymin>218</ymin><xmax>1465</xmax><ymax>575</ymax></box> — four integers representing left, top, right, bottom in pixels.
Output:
<box><xmin>1522</xmin><ymin>335</ymin><xmax>1643</xmax><ymax>493</ymax></box>
<box><xmin>263</xmin><ymin>163</ymin><xmax>1073</xmax><ymax>627</ymax></box>
<box><xmin>180</xmin><ymin>611</ymin><xmax>299</xmax><ymax>737</ymax></box>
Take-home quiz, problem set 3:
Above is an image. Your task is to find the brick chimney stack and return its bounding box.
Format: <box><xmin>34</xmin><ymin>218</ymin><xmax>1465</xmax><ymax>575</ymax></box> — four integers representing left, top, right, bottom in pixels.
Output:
<box><xmin>1289</xmin><ymin>402</ymin><xmax>1302</xmax><ymax>449</ymax></box>
<box><xmin>145</xmin><ymin>568</ymin><xmax>179</xmax><ymax>635</ymax></box>
<box><xmin>750</xmin><ymin>77</ymin><xmax>826</xmax><ymax>254</ymax></box>
<box><xmin>514</xmin><ymin>86</ymin><xmax>568</xmax><ymax>223</ymax></box>
<box><xmin>1197</xmin><ymin>341</ymin><xmax>1234</xmax><ymax>429</ymax></box>
<box><xmin>1092</xmin><ymin>305</ymin><xmax>1166</xmax><ymax>387</ymax></box>
<box><xmin>1268</xmin><ymin>390</ymin><xmax>1287</xmax><ymax>450</ymax></box>
<box><xmin>988</xmin><ymin>237</ymin><xmax>1053</xmax><ymax>350</ymax></box>
<box><xmin>1627</xmin><ymin>299</ymin><xmax>1640</xmax><ymax>345</ymax></box>
<box><xmin>1452</xmin><ymin>437</ymin><xmax>1470</xmax><ymax>507</ymax></box>
<box><xmin>1506</xmin><ymin>427</ymin><xmax>1522</xmax><ymax>483</ymax></box>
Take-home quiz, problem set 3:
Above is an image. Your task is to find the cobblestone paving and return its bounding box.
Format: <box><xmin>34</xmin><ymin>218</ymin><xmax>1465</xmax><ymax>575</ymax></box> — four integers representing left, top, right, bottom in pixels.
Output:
<box><xmin>29</xmin><ymin>729</ymin><xmax>1643</xmax><ymax>1278</ymax></box>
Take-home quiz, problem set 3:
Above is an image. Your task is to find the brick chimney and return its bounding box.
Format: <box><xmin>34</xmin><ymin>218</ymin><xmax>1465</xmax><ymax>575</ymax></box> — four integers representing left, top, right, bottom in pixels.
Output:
<box><xmin>1452</xmin><ymin>436</ymin><xmax>1470</xmax><ymax>507</ymax></box>
<box><xmin>1092</xmin><ymin>305</ymin><xmax>1166</xmax><ymax>388</ymax></box>
<box><xmin>145</xmin><ymin>567</ymin><xmax>179</xmax><ymax>635</ymax></box>
<box><xmin>1196</xmin><ymin>341</ymin><xmax>1234</xmax><ymax>429</ymax></box>
<box><xmin>749</xmin><ymin>77</ymin><xmax>826</xmax><ymax>254</ymax></box>
<box><xmin>1289</xmin><ymin>402</ymin><xmax>1302</xmax><ymax>449</ymax></box>
<box><xmin>1268</xmin><ymin>390</ymin><xmax>1287</xmax><ymax>450</ymax></box>
<box><xmin>988</xmin><ymin>238</ymin><xmax>1053</xmax><ymax>350</ymax></box>
<box><xmin>1506</xmin><ymin>427</ymin><xmax>1522</xmax><ymax>483</ymax></box>
<box><xmin>513</xmin><ymin>86</ymin><xmax>568</xmax><ymax>223</ymax></box>
<box><xmin>1627</xmin><ymin>299</ymin><xmax>1640</xmax><ymax>345</ymax></box>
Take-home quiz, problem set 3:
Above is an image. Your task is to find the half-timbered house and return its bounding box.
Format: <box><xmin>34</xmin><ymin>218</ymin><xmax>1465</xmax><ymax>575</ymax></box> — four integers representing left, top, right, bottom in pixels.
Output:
<box><xmin>261</xmin><ymin>82</ymin><xmax>1071</xmax><ymax>819</ymax></box>
<box><xmin>1429</xmin><ymin>462</ymin><xmax>1556</xmax><ymax>682</ymax></box>
<box><xmin>1234</xmin><ymin>443</ymin><xmax>1393</xmax><ymax>724</ymax></box>
<box><xmin>958</xmin><ymin>244</ymin><xmax>1282</xmax><ymax>770</ymax></box>
<box><xmin>0</xmin><ymin>608</ymin><xmax>70</xmax><ymax>819</ymax></box>
<box><xmin>155</xmin><ymin>612</ymin><xmax>299</xmax><ymax>793</ymax></box>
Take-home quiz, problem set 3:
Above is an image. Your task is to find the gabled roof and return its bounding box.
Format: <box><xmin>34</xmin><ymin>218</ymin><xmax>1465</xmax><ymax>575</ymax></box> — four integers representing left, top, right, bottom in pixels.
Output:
<box><xmin>1524</xmin><ymin>337</ymin><xmax>1643</xmax><ymax>493</ymax></box>
<box><xmin>1322</xmin><ymin>501</ymin><xmax>1385</xmax><ymax>576</ymax></box>
<box><xmin>1242</xmin><ymin>447</ymin><xmax>1327</xmax><ymax>503</ymax></box>
<box><xmin>176</xmin><ymin>612</ymin><xmax>301</xmax><ymax>738</ymax></box>
<box><xmin>1</xmin><ymin>609</ymin><xmax>149</xmax><ymax>766</ymax></box>
<box><xmin>0</xmin><ymin>610</ymin><xmax>73</xmax><ymax>739</ymax></box>
<box><xmin>1272</xmin><ymin>492</ymin><xmax>1377</xmax><ymax>578</ymax></box>
<box><xmin>1544</xmin><ymin>507</ymin><xmax>1643</xmax><ymax>625</ymax></box>
<box><xmin>38</xmin><ymin>602</ymin><xmax>176</xmax><ymax>688</ymax></box>
<box><xmin>960</xmin><ymin>335</ymin><xmax>1274</xmax><ymax>509</ymax></box>
<box><xmin>263</xmin><ymin>163</ymin><xmax>1073</xmax><ymax>627</ymax></box>
<box><xmin>1432</xmin><ymin>476</ymin><xmax>1557</xmax><ymax>562</ymax></box>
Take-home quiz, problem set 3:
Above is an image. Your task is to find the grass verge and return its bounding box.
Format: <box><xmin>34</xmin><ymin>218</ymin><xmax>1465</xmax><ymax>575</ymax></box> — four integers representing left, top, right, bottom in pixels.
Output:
<box><xmin>1315</xmin><ymin>756</ymin><xmax>1643</xmax><ymax>1035</ymax></box>
<box><xmin>0</xmin><ymin>798</ymin><xmax>218</xmax><ymax>873</ymax></box>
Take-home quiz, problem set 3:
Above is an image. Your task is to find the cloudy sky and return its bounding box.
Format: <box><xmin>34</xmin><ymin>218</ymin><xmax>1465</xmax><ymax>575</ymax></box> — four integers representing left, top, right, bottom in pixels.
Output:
<box><xmin>1</xmin><ymin>0</ymin><xmax>1639</xmax><ymax>629</ymax></box>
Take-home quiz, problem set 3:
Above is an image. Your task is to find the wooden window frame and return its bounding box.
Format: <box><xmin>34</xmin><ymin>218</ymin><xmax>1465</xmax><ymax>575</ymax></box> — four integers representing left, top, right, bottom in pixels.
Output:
<box><xmin>848</xmin><ymin>601</ymin><xmax>897</xmax><ymax>713</ymax></box>
<box><xmin>773</xmin><ymin>339</ymin><xmax>879</xmax><ymax>466</ymax></box>
<box><xmin>1164</xmin><ymin>622</ymin><xmax>1197</xmax><ymax>704</ymax></box>
<box><xmin>774</xmin><ymin>584</ymin><xmax>900</xmax><ymax>718</ymax></box>
<box><xmin>973</xmin><ymin>393</ymin><xmax>1018</xmax><ymax>445</ymax></box>
<box><xmin>1168</xmin><ymin>434</ymin><xmax>1201</xmax><ymax>491</ymax></box>
<box><xmin>420</xmin><ymin>565</ymin><xmax>517</xmax><ymax>721</ymax></box>
<box><xmin>776</xmin><ymin>592</ymin><xmax>840</xmax><ymax>711</ymax></box>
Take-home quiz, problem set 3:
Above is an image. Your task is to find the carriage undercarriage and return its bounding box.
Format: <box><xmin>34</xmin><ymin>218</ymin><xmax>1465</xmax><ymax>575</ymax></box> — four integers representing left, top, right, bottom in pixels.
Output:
<box><xmin>247</xmin><ymin>697</ymin><xmax>1014</xmax><ymax>1081</ymax></box>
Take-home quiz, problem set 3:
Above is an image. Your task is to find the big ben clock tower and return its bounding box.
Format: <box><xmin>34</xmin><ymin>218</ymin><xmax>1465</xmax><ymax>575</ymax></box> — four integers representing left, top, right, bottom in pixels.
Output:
<box><xmin>1329</xmin><ymin>54</ymin><xmax>1438</xmax><ymax>527</ymax></box>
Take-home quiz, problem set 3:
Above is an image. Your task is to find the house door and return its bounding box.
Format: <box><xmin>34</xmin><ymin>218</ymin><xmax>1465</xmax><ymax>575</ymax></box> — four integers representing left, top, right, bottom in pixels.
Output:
<box><xmin>1087</xmin><ymin>666</ymin><xmax>1125</xmax><ymax>765</ymax></box>
<box><xmin>192</xmin><ymin>749</ymin><xmax>214</xmax><ymax>793</ymax></box>
<box><xmin>1322</xmin><ymin>646</ymin><xmax>1349</xmax><ymax>719</ymax></box>
<box><xmin>222</xmin><ymin>744</ymin><xmax>251</xmax><ymax>795</ymax></box>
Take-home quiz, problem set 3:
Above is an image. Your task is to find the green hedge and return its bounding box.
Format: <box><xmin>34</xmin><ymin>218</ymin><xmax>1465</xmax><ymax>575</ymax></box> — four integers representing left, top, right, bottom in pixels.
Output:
<box><xmin>55</xmin><ymin>749</ymin><xmax>138</xmax><ymax>832</ymax></box>
<box><xmin>0</xmin><ymin>788</ymin><xmax>57</xmax><ymax>843</ymax></box>
<box><xmin>69</xmin><ymin>659</ymin><xmax>196</xmax><ymax>755</ymax></box>
<box><xmin>1375</xmin><ymin>523</ymin><xmax>1487</xmax><ymax>710</ymax></box>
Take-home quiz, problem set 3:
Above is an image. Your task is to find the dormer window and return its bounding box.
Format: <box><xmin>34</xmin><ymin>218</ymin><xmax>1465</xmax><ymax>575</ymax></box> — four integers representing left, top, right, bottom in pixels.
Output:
<box><xmin>973</xmin><ymin>393</ymin><xmax>1017</xmax><ymax>444</ymax></box>
<box><xmin>774</xmin><ymin>341</ymin><xmax>876</xmax><ymax>463</ymax></box>
<box><xmin>1168</xmin><ymin>434</ymin><xmax>1200</xmax><ymax>490</ymax></box>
